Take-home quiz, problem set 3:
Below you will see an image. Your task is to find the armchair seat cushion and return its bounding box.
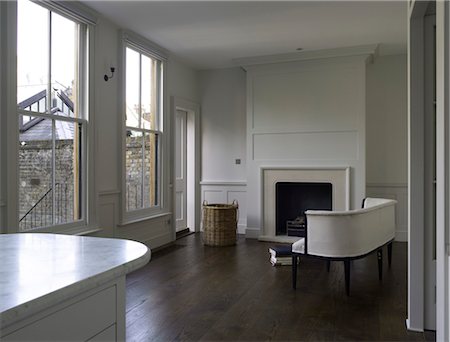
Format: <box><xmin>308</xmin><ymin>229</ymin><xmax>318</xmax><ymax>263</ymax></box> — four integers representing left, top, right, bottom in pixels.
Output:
<box><xmin>292</xmin><ymin>238</ymin><xmax>305</xmax><ymax>254</ymax></box>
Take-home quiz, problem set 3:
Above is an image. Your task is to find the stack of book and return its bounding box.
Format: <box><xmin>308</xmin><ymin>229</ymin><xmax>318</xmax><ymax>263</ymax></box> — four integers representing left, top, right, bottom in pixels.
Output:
<box><xmin>268</xmin><ymin>245</ymin><xmax>293</xmax><ymax>266</ymax></box>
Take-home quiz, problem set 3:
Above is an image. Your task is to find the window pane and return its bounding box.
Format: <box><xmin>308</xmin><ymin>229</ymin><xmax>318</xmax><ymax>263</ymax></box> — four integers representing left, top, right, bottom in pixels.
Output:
<box><xmin>51</xmin><ymin>12</ymin><xmax>78</xmax><ymax>118</ymax></box>
<box><xmin>126</xmin><ymin>130</ymin><xmax>143</xmax><ymax>211</ymax></box>
<box><xmin>141</xmin><ymin>55</ymin><xmax>157</xmax><ymax>130</ymax></box>
<box><xmin>143</xmin><ymin>133</ymin><xmax>158</xmax><ymax>207</ymax></box>
<box><xmin>17</xmin><ymin>0</ymin><xmax>48</xmax><ymax>112</ymax></box>
<box><xmin>55</xmin><ymin>121</ymin><xmax>82</xmax><ymax>224</ymax></box>
<box><xmin>19</xmin><ymin>117</ymin><xmax>53</xmax><ymax>231</ymax></box>
<box><xmin>126</xmin><ymin>48</ymin><xmax>140</xmax><ymax>128</ymax></box>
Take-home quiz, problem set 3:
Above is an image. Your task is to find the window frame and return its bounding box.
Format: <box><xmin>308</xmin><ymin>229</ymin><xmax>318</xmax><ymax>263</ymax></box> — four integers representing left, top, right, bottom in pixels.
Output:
<box><xmin>120</xmin><ymin>31</ymin><xmax>168</xmax><ymax>223</ymax></box>
<box><xmin>4</xmin><ymin>0</ymin><xmax>97</xmax><ymax>234</ymax></box>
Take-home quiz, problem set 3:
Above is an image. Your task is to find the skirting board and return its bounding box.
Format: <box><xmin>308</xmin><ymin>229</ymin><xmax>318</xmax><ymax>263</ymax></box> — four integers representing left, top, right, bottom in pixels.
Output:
<box><xmin>238</xmin><ymin>224</ymin><xmax>247</xmax><ymax>235</ymax></box>
<box><xmin>245</xmin><ymin>228</ymin><xmax>260</xmax><ymax>239</ymax></box>
<box><xmin>136</xmin><ymin>232</ymin><xmax>173</xmax><ymax>250</ymax></box>
<box><xmin>406</xmin><ymin>319</ymin><xmax>424</xmax><ymax>333</ymax></box>
<box><xmin>246</xmin><ymin>227</ymin><xmax>407</xmax><ymax>242</ymax></box>
<box><xmin>396</xmin><ymin>230</ymin><xmax>407</xmax><ymax>242</ymax></box>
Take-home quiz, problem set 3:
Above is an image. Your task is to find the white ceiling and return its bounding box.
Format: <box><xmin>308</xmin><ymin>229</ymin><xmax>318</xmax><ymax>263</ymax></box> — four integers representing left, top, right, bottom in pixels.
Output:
<box><xmin>82</xmin><ymin>1</ymin><xmax>407</xmax><ymax>70</ymax></box>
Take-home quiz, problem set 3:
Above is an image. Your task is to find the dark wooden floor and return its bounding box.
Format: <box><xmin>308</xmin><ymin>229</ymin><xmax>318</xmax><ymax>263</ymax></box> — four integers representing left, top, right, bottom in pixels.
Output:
<box><xmin>125</xmin><ymin>234</ymin><xmax>435</xmax><ymax>341</ymax></box>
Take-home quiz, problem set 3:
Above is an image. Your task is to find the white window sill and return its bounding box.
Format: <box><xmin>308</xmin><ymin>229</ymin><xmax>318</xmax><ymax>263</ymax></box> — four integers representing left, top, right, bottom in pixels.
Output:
<box><xmin>118</xmin><ymin>212</ymin><xmax>171</xmax><ymax>227</ymax></box>
<box><xmin>70</xmin><ymin>226</ymin><xmax>102</xmax><ymax>236</ymax></box>
<box><xmin>20</xmin><ymin>224</ymin><xmax>101</xmax><ymax>236</ymax></box>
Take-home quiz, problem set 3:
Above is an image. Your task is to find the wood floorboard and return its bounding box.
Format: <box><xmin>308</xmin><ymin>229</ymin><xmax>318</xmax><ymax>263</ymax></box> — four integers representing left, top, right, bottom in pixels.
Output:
<box><xmin>126</xmin><ymin>233</ymin><xmax>434</xmax><ymax>341</ymax></box>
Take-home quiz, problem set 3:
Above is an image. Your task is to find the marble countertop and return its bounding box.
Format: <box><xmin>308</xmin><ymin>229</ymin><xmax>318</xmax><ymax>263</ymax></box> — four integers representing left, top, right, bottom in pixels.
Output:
<box><xmin>0</xmin><ymin>233</ymin><xmax>151</xmax><ymax>328</ymax></box>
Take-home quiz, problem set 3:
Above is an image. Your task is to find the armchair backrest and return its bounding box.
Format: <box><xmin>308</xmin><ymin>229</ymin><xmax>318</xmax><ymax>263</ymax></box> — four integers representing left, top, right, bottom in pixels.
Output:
<box><xmin>304</xmin><ymin>198</ymin><xmax>396</xmax><ymax>258</ymax></box>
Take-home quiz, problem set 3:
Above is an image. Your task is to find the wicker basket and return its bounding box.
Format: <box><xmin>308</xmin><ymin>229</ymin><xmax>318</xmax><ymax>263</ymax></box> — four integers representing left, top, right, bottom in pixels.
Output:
<box><xmin>202</xmin><ymin>200</ymin><xmax>238</xmax><ymax>246</ymax></box>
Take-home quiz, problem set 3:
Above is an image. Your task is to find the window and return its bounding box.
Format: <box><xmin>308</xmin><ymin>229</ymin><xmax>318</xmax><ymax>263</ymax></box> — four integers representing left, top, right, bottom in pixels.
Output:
<box><xmin>124</xmin><ymin>45</ymin><xmax>163</xmax><ymax>215</ymax></box>
<box><xmin>17</xmin><ymin>0</ymin><xmax>88</xmax><ymax>231</ymax></box>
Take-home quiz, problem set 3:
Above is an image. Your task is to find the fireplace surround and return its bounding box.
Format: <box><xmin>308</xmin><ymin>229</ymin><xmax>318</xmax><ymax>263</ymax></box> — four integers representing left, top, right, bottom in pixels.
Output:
<box><xmin>259</xmin><ymin>167</ymin><xmax>350</xmax><ymax>243</ymax></box>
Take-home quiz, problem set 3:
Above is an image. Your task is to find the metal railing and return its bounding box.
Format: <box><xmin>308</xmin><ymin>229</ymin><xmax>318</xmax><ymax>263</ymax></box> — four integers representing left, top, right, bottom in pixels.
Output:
<box><xmin>19</xmin><ymin>183</ymin><xmax>72</xmax><ymax>231</ymax></box>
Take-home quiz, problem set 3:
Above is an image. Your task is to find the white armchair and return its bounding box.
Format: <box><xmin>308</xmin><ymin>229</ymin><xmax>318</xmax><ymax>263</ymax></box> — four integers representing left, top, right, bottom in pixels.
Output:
<box><xmin>291</xmin><ymin>197</ymin><xmax>397</xmax><ymax>295</ymax></box>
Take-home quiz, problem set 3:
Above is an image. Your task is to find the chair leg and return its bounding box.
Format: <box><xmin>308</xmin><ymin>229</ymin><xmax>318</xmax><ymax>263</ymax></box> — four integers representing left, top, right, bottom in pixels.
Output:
<box><xmin>344</xmin><ymin>260</ymin><xmax>350</xmax><ymax>296</ymax></box>
<box><xmin>377</xmin><ymin>248</ymin><xmax>383</xmax><ymax>281</ymax></box>
<box><xmin>292</xmin><ymin>254</ymin><xmax>298</xmax><ymax>289</ymax></box>
<box><xmin>326</xmin><ymin>260</ymin><xmax>331</xmax><ymax>272</ymax></box>
<box><xmin>387</xmin><ymin>242</ymin><xmax>393</xmax><ymax>268</ymax></box>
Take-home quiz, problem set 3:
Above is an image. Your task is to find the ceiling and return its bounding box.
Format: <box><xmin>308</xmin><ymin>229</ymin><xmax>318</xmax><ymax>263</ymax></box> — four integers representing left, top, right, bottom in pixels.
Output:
<box><xmin>81</xmin><ymin>1</ymin><xmax>407</xmax><ymax>70</ymax></box>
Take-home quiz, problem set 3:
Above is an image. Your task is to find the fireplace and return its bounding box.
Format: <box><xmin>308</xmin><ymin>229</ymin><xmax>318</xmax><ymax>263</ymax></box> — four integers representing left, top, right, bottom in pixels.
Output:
<box><xmin>276</xmin><ymin>182</ymin><xmax>332</xmax><ymax>236</ymax></box>
<box><xmin>259</xmin><ymin>167</ymin><xmax>350</xmax><ymax>243</ymax></box>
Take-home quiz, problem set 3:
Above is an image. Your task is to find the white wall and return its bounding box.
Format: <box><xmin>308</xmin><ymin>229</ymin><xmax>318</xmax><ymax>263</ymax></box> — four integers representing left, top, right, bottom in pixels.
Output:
<box><xmin>168</xmin><ymin>57</ymin><xmax>200</xmax><ymax>102</ymax></box>
<box><xmin>199</xmin><ymin>68</ymin><xmax>246</xmax><ymax>182</ymax></box>
<box><xmin>95</xmin><ymin>17</ymin><xmax>121</xmax><ymax>196</ymax></box>
<box><xmin>92</xmin><ymin>15</ymin><xmax>199</xmax><ymax>247</ymax></box>
<box><xmin>366</xmin><ymin>54</ymin><xmax>408</xmax><ymax>241</ymax></box>
<box><xmin>366</xmin><ymin>54</ymin><xmax>407</xmax><ymax>184</ymax></box>
<box><xmin>197</xmin><ymin>54</ymin><xmax>407</xmax><ymax>240</ymax></box>
<box><xmin>198</xmin><ymin>68</ymin><xmax>247</xmax><ymax>232</ymax></box>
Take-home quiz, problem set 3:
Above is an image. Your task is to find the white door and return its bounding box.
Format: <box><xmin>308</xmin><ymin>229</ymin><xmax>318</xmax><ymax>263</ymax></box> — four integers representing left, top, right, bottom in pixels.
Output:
<box><xmin>175</xmin><ymin>110</ymin><xmax>187</xmax><ymax>232</ymax></box>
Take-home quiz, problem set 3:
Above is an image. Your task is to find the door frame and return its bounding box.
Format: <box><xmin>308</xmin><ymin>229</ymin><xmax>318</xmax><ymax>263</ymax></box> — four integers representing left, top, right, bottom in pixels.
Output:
<box><xmin>409</xmin><ymin>0</ymin><xmax>450</xmax><ymax>338</ymax></box>
<box><xmin>171</xmin><ymin>96</ymin><xmax>201</xmax><ymax>240</ymax></box>
<box><xmin>435</xmin><ymin>1</ymin><xmax>450</xmax><ymax>340</ymax></box>
<box><xmin>423</xmin><ymin>13</ymin><xmax>436</xmax><ymax>331</ymax></box>
<box><xmin>408</xmin><ymin>1</ymin><xmax>428</xmax><ymax>331</ymax></box>
<box><xmin>174</xmin><ymin>109</ymin><xmax>188</xmax><ymax>232</ymax></box>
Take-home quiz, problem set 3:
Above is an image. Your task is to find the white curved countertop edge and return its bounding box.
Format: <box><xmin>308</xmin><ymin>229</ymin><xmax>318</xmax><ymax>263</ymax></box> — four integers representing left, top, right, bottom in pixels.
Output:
<box><xmin>0</xmin><ymin>234</ymin><xmax>151</xmax><ymax>329</ymax></box>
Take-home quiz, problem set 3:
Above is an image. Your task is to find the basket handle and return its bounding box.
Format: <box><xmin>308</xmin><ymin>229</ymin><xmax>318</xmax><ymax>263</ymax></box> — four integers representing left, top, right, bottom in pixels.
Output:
<box><xmin>203</xmin><ymin>200</ymin><xmax>208</xmax><ymax>206</ymax></box>
<box><xmin>232</xmin><ymin>200</ymin><xmax>239</xmax><ymax>225</ymax></box>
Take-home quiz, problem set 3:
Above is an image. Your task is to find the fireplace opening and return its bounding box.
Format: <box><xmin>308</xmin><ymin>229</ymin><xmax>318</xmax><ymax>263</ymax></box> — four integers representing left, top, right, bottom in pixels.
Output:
<box><xmin>275</xmin><ymin>182</ymin><xmax>332</xmax><ymax>236</ymax></box>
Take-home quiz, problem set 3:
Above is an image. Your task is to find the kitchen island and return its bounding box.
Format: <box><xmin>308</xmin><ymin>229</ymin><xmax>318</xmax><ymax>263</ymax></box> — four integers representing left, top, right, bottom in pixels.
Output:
<box><xmin>0</xmin><ymin>233</ymin><xmax>151</xmax><ymax>341</ymax></box>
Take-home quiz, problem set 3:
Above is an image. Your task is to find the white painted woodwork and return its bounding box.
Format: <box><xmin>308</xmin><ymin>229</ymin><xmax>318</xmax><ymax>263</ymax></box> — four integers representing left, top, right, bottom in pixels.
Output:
<box><xmin>3</xmin><ymin>284</ymin><xmax>117</xmax><ymax>341</ymax></box>
<box><xmin>423</xmin><ymin>13</ymin><xmax>436</xmax><ymax>331</ymax></box>
<box><xmin>88</xmin><ymin>324</ymin><xmax>117</xmax><ymax>342</ymax></box>
<box><xmin>260</xmin><ymin>167</ymin><xmax>350</xmax><ymax>242</ymax></box>
<box><xmin>243</xmin><ymin>55</ymin><xmax>370</xmax><ymax>237</ymax></box>
<box><xmin>116</xmin><ymin>213</ymin><xmax>172</xmax><ymax>248</ymax></box>
<box><xmin>407</xmin><ymin>0</ymin><xmax>429</xmax><ymax>332</ymax></box>
<box><xmin>435</xmin><ymin>1</ymin><xmax>450</xmax><ymax>340</ymax></box>
<box><xmin>235</xmin><ymin>44</ymin><xmax>379</xmax><ymax>68</ymax></box>
<box><xmin>0</xmin><ymin>1</ymin><xmax>5</xmax><ymax>232</ymax></box>
<box><xmin>198</xmin><ymin>182</ymin><xmax>407</xmax><ymax>242</ymax></box>
<box><xmin>253</xmin><ymin>131</ymin><xmax>358</xmax><ymax>161</ymax></box>
<box><xmin>171</xmin><ymin>97</ymin><xmax>201</xmax><ymax>237</ymax></box>
<box><xmin>366</xmin><ymin>183</ymin><xmax>408</xmax><ymax>242</ymax></box>
<box><xmin>251</xmin><ymin>66</ymin><xmax>362</xmax><ymax>131</ymax></box>
<box><xmin>175</xmin><ymin>110</ymin><xmax>187</xmax><ymax>232</ymax></box>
